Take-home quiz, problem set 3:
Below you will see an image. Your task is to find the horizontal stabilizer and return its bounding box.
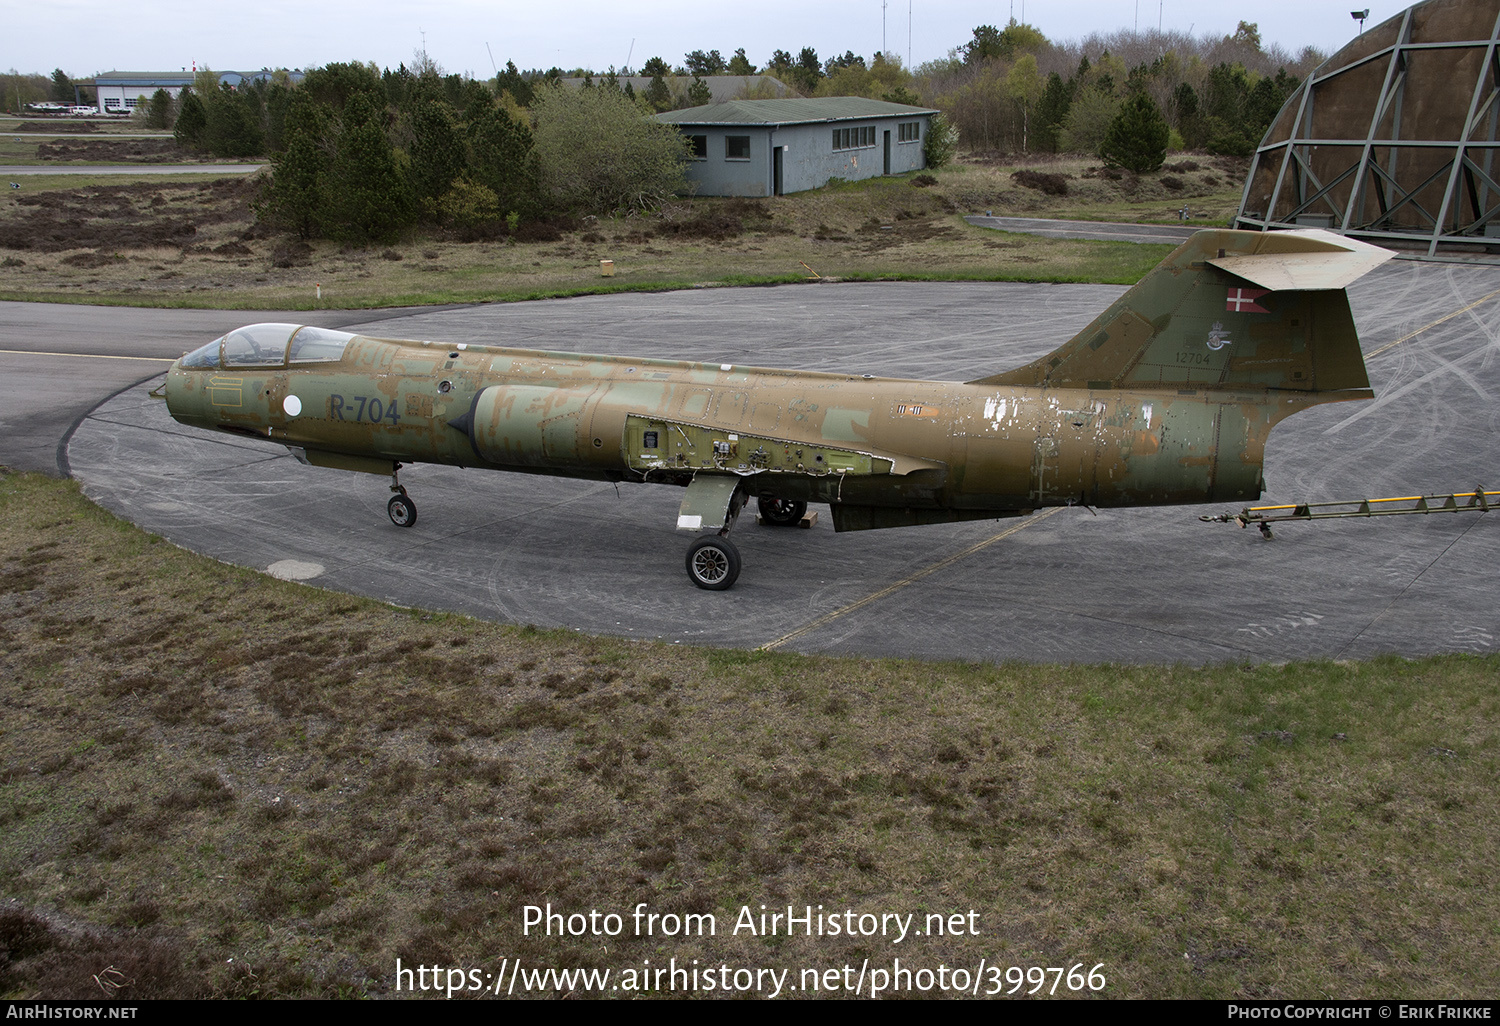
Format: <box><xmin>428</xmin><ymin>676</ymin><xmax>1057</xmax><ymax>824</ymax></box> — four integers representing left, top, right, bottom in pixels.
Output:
<box><xmin>1206</xmin><ymin>229</ymin><xmax>1393</xmax><ymax>291</ymax></box>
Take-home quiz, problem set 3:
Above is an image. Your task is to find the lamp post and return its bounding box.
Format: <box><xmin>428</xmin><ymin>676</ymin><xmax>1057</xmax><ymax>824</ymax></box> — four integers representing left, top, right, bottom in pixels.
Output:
<box><xmin>1352</xmin><ymin>9</ymin><xmax>1370</xmax><ymax>33</ymax></box>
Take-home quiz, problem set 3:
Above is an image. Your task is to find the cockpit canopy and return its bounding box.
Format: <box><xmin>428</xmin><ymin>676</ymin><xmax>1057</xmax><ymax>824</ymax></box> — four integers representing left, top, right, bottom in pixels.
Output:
<box><xmin>180</xmin><ymin>324</ymin><xmax>356</xmax><ymax>369</ymax></box>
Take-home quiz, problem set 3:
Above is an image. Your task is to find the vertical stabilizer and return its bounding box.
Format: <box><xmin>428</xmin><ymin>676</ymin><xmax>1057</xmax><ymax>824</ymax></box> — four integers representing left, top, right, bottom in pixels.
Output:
<box><xmin>972</xmin><ymin>229</ymin><xmax>1392</xmax><ymax>397</ymax></box>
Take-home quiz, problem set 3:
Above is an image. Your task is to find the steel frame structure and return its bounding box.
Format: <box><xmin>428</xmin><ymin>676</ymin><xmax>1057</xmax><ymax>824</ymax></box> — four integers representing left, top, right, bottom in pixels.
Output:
<box><xmin>1236</xmin><ymin>0</ymin><xmax>1500</xmax><ymax>254</ymax></box>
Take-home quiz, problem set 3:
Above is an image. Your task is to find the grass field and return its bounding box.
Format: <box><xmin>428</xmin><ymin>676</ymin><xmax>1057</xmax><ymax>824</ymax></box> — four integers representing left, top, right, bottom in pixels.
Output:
<box><xmin>2</xmin><ymin>470</ymin><xmax>1496</xmax><ymax>999</ymax></box>
<box><xmin>0</xmin><ymin>120</ymin><xmax>189</xmax><ymax>167</ymax></box>
<box><xmin>0</xmin><ymin>153</ymin><xmax>1246</xmax><ymax>309</ymax></box>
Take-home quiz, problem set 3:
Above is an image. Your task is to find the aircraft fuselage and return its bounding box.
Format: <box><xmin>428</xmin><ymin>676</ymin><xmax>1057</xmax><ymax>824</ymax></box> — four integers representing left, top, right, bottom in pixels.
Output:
<box><xmin>164</xmin><ymin>331</ymin><xmax>1299</xmax><ymax>532</ymax></box>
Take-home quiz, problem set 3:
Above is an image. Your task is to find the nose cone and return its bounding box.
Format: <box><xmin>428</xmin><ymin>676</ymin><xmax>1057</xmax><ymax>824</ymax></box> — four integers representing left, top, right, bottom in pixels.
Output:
<box><xmin>163</xmin><ymin>360</ymin><xmax>211</xmax><ymax>428</ymax></box>
<box><xmin>164</xmin><ymin>335</ymin><xmax>224</xmax><ymax>429</ymax></box>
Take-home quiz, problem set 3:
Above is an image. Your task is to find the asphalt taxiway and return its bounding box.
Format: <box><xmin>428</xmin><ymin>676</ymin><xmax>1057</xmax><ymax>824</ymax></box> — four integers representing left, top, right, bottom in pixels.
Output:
<box><xmin>9</xmin><ymin>256</ymin><xmax>1492</xmax><ymax>664</ymax></box>
<box><xmin>0</xmin><ymin>164</ymin><xmax>266</xmax><ymax>176</ymax></box>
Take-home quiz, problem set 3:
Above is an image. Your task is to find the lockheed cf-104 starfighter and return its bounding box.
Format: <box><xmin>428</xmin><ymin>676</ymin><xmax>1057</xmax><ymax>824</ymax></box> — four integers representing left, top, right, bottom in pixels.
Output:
<box><xmin>163</xmin><ymin>229</ymin><xmax>1391</xmax><ymax>589</ymax></box>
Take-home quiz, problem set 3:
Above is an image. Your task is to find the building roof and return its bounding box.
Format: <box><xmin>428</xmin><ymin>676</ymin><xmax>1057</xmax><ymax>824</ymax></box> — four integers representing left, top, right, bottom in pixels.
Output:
<box><xmin>560</xmin><ymin>75</ymin><xmax>795</xmax><ymax>104</ymax></box>
<box><xmin>94</xmin><ymin>72</ymin><xmax>196</xmax><ymax>86</ymax></box>
<box><xmin>655</xmin><ymin>97</ymin><xmax>937</xmax><ymax>127</ymax></box>
<box><xmin>90</xmin><ymin>70</ymin><xmax>303</xmax><ymax>88</ymax></box>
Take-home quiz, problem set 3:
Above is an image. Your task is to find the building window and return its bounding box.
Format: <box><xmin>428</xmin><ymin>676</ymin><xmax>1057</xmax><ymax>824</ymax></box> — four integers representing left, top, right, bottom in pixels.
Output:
<box><xmin>689</xmin><ymin>135</ymin><xmax>708</xmax><ymax>159</ymax></box>
<box><xmin>725</xmin><ymin>135</ymin><xmax>750</xmax><ymax>160</ymax></box>
<box><xmin>124</xmin><ymin>97</ymin><xmax>139</xmax><ymax>108</ymax></box>
<box><xmin>104</xmin><ymin>98</ymin><xmax>121</xmax><ymax>109</ymax></box>
<box><xmin>898</xmin><ymin>121</ymin><xmax>921</xmax><ymax>143</ymax></box>
<box><xmin>832</xmin><ymin>126</ymin><xmax>876</xmax><ymax>151</ymax></box>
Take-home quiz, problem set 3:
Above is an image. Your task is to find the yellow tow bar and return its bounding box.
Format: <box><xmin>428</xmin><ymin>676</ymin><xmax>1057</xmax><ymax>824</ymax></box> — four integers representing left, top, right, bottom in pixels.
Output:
<box><xmin>1201</xmin><ymin>488</ymin><xmax>1497</xmax><ymax>538</ymax></box>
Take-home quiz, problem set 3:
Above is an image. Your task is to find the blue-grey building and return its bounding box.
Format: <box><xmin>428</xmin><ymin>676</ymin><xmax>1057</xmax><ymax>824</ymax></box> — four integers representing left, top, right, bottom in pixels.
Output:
<box><xmin>655</xmin><ymin>97</ymin><xmax>938</xmax><ymax>197</ymax></box>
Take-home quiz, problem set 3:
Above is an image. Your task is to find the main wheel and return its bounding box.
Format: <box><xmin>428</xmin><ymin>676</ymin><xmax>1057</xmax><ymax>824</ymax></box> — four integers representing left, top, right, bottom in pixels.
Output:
<box><xmin>757</xmin><ymin>496</ymin><xmax>807</xmax><ymax>527</ymax></box>
<box><xmin>388</xmin><ymin>493</ymin><xmax>417</xmax><ymax>528</ymax></box>
<box><xmin>685</xmin><ymin>536</ymin><xmax>741</xmax><ymax>590</ymax></box>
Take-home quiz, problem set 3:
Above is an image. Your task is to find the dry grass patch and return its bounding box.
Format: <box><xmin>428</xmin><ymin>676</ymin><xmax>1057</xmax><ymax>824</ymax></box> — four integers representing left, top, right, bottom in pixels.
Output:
<box><xmin>0</xmin><ymin>157</ymin><xmax>1242</xmax><ymax>309</ymax></box>
<box><xmin>0</xmin><ymin>468</ymin><xmax>1496</xmax><ymax>998</ymax></box>
<box><xmin>944</xmin><ymin>151</ymin><xmax>1248</xmax><ymax>224</ymax></box>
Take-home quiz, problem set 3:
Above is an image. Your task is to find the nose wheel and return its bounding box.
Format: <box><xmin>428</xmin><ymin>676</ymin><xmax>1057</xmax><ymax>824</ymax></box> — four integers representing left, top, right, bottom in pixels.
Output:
<box><xmin>388</xmin><ymin>464</ymin><xmax>417</xmax><ymax>528</ymax></box>
<box><xmin>388</xmin><ymin>492</ymin><xmax>417</xmax><ymax>528</ymax></box>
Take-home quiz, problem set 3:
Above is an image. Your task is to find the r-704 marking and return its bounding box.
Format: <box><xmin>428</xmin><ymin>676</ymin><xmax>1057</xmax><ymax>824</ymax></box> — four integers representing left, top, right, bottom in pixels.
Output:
<box><xmin>329</xmin><ymin>394</ymin><xmax>401</xmax><ymax>426</ymax></box>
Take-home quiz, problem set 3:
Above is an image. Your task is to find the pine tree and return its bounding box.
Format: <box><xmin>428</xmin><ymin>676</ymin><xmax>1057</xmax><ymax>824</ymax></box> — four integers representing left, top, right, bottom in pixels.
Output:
<box><xmin>408</xmin><ymin>99</ymin><xmax>467</xmax><ymax>211</ymax></box>
<box><xmin>144</xmin><ymin>88</ymin><xmax>173</xmax><ymax>130</ymax></box>
<box><xmin>174</xmin><ymin>89</ymin><xmax>207</xmax><ymax>148</ymax></box>
<box><xmin>495</xmin><ymin>61</ymin><xmax>533</xmax><ymax>107</ymax></box>
<box><xmin>645</xmin><ymin>74</ymin><xmax>672</xmax><ymax>112</ymax></box>
<box><xmin>325</xmin><ymin>94</ymin><xmax>415</xmax><ymax>244</ymax></box>
<box><xmin>203</xmin><ymin>82</ymin><xmax>264</xmax><ymax>158</ymax></box>
<box><xmin>266</xmin><ymin>128</ymin><xmax>326</xmax><ymax>239</ymax></box>
<box><xmin>1034</xmin><ymin>73</ymin><xmax>1072</xmax><ymax>153</ymax></box>
<box><xmin>468</xmin><ymin>103</ymin><xmax>539</xmax><ymax>218</ymax></box>
<box><xmin>1172</xmin><ymin>82</ymin><xmax>1204</xmax><ymax>149</ymax></box>
<box><xmin>260</xmin><ymin>92</ymin><xmax>330</xmax><ymax>238</ymax></box>
<box><xmin>1098</xmin><ymin>92</ymin><xmax>1169</xmax><ymax>173</ymax></box>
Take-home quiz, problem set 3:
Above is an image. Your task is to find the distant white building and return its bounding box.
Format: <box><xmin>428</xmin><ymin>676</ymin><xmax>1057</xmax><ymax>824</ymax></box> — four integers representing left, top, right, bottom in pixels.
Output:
<box><xmin>87</xmin><ymin>70</ymin><xmax>303</xmax><ymax>114</ymax></box>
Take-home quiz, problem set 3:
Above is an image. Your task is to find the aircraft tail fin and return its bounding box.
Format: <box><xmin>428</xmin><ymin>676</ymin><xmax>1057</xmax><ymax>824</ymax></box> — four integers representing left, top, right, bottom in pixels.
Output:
<box><xmin>972</xmin><ymin>228</ymin><xmax>1392</xmax><ymax>396</ymax></box>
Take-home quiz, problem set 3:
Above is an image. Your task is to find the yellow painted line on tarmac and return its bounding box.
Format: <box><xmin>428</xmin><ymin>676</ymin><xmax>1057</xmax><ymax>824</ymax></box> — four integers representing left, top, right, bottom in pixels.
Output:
<box><xmin>758</xmin><ymin>505</ymin><xmax>1066</xmax><ymax>652</ymax></box>
<box><xmin>0</xmin><ymin>348</ymin><xmax>174</xmax><ymax>362</ymax></box>
<box><xmin>1366</xmin><ymin>285</ymin><xmax>1500</xmax><ymax>359</ymax></box>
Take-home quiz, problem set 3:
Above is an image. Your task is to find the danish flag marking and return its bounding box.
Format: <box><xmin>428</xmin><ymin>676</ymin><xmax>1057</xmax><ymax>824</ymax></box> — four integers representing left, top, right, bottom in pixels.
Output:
<box><xmin>1226</xmin><ymin>287</ymin><xmax>1270</xmax><ymax>313</ymax></box>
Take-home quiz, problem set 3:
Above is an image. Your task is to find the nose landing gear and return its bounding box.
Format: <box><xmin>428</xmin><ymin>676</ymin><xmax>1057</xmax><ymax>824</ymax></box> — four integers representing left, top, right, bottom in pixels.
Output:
<box><xmin>388</xmin><ymin>464</ymin><xmax>417</xmax><ymax>528</ymax></box>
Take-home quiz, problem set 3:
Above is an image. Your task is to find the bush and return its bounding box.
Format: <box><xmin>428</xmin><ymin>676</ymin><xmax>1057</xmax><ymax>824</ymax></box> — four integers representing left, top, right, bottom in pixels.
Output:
<box><xmin>438</xmin><ymin>178</ymin><xmax>501</xmax><ymax>235</ymax></box>
<box><xmin>1011</xmin><ymin>169</ymin><xmax>1069</xmax><ymax>195</ymax></box>
<box><xmin>1206</xmin><ymin>130</ymin><xmax>1255</xmax><ymax>158</ymax></box>
<box><xmin>1098</xmin><ymin>92</ymin><xmax>1169</xmax><ymax>173</ymax></box>
<box><xmin>1058</xmin><ymin>87</ymin><xmax>1121</xmax><ymax>154</ymax></box>
<box><xmin>531</xmin><ymin>84</ymin><xmax>688</xmax><ymax>214</ymax></box>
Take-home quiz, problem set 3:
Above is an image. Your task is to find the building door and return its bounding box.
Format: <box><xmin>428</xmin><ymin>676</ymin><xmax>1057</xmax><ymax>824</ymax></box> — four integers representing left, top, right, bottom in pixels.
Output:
<box><xmin>773</xmin><ymin>146</ymin><xmax>784</xmax><ymax>196</ymax></box>
<box><xmin>883</xmin><ymin>131</ymin><xmax>891</xmax><ymax>174</ymax></box>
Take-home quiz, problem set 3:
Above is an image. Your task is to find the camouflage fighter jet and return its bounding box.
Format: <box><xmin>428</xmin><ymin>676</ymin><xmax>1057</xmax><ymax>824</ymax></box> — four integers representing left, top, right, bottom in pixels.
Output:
<box><xmin>163</xmin><ymin>228</ymin><xmax>1391</xmax><ymax>589</ymax></box>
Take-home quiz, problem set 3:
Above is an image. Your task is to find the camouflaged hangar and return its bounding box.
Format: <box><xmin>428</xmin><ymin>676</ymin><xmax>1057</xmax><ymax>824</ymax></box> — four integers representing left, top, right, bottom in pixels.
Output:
<box><xmin>1237</xmin><ymin>0</ymin><xmax>1500</xmax><ymax>253</ymax></box>
<box><xmin>654</xmin><ymin>97</ymin><xmax>937</xmax><ymax>197</ymax></box>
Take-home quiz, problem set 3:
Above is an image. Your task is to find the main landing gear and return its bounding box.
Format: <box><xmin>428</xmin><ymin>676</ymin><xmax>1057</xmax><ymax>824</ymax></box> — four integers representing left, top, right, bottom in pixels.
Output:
<box><xmin>757</xmin><ymin>496</ymin><xmax>807</xmax><ymax>527</ymax></box>
<box><xmin>681</xmin><ymin>481</ymin><xmax>749</xmax><ymax>590</ymax></box>
<box><xmin>388</xmin><ymin>464</ymin><xmax>417</xmax><ymax>528</ymax></box>
<box><xmin>681</xmin><ymin>493</ymin><xmax>806</xmax><ymax>590</ymax></box>
<box><xmin>685</xmin><ymin>535</ymin><xmax>741</xmax><ymax>590</ymax></box>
